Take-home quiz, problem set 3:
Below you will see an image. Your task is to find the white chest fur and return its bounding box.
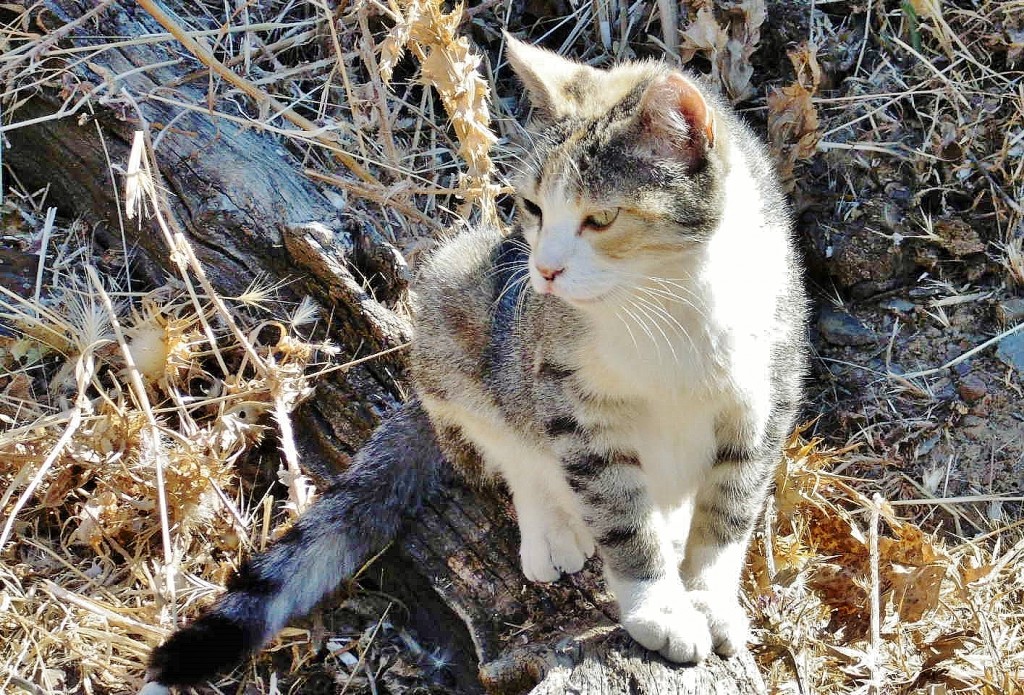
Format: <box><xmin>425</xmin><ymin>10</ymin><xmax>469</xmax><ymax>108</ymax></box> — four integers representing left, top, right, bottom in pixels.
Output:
<box><xmin>632</xmin><ymin>394</ymin><xmax>719</xmax><ymax>510</ymax></box>
<box><xmin>575</xmin><ymin>317</ymin><xmax>723</xmax><ymax>511</ymax></box>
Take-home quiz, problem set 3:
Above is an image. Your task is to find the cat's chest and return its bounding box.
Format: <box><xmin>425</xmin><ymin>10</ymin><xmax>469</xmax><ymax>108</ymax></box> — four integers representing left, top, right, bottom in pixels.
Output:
<box><xmin>632</xmin><ymin>395</ymin><xmax>719</xmax><ymax>506</ymax></box>
<box><xmin>574</xmin><ymin>324</ymin><xmax>719</xmax><ymax>401</ymax></box>
<box><xmin>573</xmin><ymin>352</ymin><xmax>721</xmax><ymax>502</ymax></box>
<box><xmin>571</xmin><ymin>329</ymin><xmax>725</xmax><ymax>506</ymax></box>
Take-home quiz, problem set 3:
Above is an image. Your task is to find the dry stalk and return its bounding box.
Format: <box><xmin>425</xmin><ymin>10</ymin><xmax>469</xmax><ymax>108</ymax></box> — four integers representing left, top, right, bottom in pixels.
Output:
<box><xmin>867</xmin><ymin>494</ymin><xmax>882</xmax><ymax>694</ymax></box>
<box><xmin>892</xmin><ymin>321</ymin><xmax>1024</xmax><ymax>380</ymax></box>
<box><xmin>134</xmin><ymin>0</ymin><xmax>377</xmax><ymax>185</ymax></box>
<box><xmin>0</xmin><ymin>404</ymin><xmax>86</xmax><ymax>550</ymax></box>
<box><xmin>125</xmin><ymin>131</ymin><xmax>258</xmax><ymax>377</ymax></box>
<box><xmin>31</xmin><ymin>208</ymin><xmax>56</xmax><ymax>310</ymax></box>
<box><xmin>85</xmin><ymin>263</ymin><xmax>177</xmax><ymax>617</ymax></box>
<box><xmin>273</xmin><ymin>390</ymin><xmax>313</xmax><ymax>516</ymax></box>
<box><xmin>657</xmin><ymin>0</ymin><xmax>679</xmax><ymax>59</ymax></box>
<box><xmin>379</xmin><ymin>0</ymin><xmax>500</xmax><ymax>225</ymax></box>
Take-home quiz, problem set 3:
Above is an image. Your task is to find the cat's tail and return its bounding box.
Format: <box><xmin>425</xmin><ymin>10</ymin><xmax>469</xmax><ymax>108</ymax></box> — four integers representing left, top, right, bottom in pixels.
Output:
<box><xmin>140</xmin><ymin>400</ymin><xmax>444</xmax><ymax>693</ymax></box>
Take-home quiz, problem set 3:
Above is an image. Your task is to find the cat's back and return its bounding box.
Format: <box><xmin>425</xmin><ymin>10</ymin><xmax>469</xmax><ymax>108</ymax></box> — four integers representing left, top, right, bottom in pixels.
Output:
<box><xmin>408</xmin><ymin>224</ymin><xmax>514</xmax><ymax>392</ymax></box>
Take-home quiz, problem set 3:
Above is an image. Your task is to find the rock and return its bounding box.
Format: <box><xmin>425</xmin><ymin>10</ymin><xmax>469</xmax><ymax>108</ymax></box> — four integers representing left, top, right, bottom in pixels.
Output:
<box><xmin>819</xmin><ymin>306</ymin><xmax>877</xmax><ymax>346</ymax></box>
<box><xmin>0</xmin><ymin>247</ymin><xmax>37</xmax><ymax>296</ymax></box>
<box><xmin>909</xmin><ymin>286</ymin><xmax>943</xmax><ymax>299</ymax></box>
<box><xmin>996</xmin><ymin>332</ymin><xmax>1024</xmax><ymax>373</ymax></box>
<box><xmin>958</xmin><ymin>374</ymin><xmax>987</xmax><ymax>402</ymax></box>
<box><xmin>995</xmin><ymin>298</ymin><xmax>1024</xmax><ymax>326</ymax></box>
<box><xmin>881</xmin><ymin>298</ymin><xmax>916</xmax><ymax>314</ymax></box>
<box><xmin>934</xmin><ymin>218</ymin><xmax>986</xmax><ymax>257</ymax></box>
<box><xmin>828</xmin><ymin>220</ymin><xmax>909</xmax><ymax>290</ymax></box>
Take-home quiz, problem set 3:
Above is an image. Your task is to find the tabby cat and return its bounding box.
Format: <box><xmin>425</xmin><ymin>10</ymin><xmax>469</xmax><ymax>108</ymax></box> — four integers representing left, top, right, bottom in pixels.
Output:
<box><xmin>141</xmin><ymin>35</ymin><xmax>807</xmax><ymax>691</ymax></box>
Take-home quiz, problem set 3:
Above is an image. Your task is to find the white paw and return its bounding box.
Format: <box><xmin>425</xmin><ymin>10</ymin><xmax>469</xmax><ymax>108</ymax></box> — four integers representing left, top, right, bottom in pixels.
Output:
<box><xmin>519</xmin><ymin>509</ymin><xmax>595</xmax><ymax>583</ymax></box>
<box><xmin>616</xmin><ymin>579</ymin><xmax>712</xmax><ymax>663</ymax></box>
<box><xmin>690</xmin><ymin>590</ymin><xmax>749</xmax><ymax>657</ymax></box>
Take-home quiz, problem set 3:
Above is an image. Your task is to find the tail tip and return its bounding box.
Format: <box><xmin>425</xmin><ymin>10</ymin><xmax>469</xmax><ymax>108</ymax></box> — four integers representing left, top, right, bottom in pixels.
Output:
<box><xmin>145</xmin><ymin>613</ymin><xmax>255</xmax><ymax>687</ymax></box>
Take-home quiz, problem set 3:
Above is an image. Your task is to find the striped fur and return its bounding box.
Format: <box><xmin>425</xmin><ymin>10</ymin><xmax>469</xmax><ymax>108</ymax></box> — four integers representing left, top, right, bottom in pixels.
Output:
<box><xmin>142</xmin><ymin>37</ymin><xmax>807</xmax><ymax>689</ymax></box>
<box><xmin>412</xmin><ymin>38</ymin><xmax>807</xmax><ymax>663</ymax></box>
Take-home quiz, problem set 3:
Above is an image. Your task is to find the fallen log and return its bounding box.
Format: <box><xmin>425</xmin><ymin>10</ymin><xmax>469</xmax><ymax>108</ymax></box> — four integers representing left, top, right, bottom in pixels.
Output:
<box><xmin>4</xmin><ymin>2</ymin><xmax>768</xmax><ymax>693</ymax></box>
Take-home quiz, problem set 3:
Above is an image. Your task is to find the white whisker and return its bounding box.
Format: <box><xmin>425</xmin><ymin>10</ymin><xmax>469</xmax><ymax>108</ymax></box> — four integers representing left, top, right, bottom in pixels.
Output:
<box><xmin>625</xmin><ymin>298</ymin><xmax>672</xmax><ymax>363</ymax></box>
<box><xmin>619</xmin><ymin>301</ymin><xmax>658</xmax><ymax>359</ymax></box>
<box><xmin>614</xmin><ymin>306</ymin><xmax>641</xmax><ymax>357</ymax></box>
<box><xmin>630</xmin><ymin>297</ymin><xmax>679</xmax><ymax>364</ymax></box>
<box><xmin>635</xmin><ymin>285</ymin><xmax>709</xmax><ymax>323</ymax></box>
<box><xmin>484</xmin><ymin>259</ymin><xmax>530</xmax><ymax>279</ymax></box>
<box><xmin>631</xmin><ymin>292</ymin><xmax>697</xmax><ymax>357</ymax></box>
<box><xmin>511</xmin><ymin>275</ymin><xmax>533</xmax><ymax>331</ymax></box>
<box><xmin>493</xmin><ymin>268</ymin><xmax>530</xmax><ymax>309</ymax></box>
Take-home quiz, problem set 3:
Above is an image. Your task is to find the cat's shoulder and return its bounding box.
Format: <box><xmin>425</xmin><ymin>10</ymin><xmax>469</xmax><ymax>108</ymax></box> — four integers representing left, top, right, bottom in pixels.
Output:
<box><xmin>414</xmin><ymin>223</ymin><xmax>505</xmax><ymax>288</ymax></box>
<box><xmin>410</xmin><ymin>223</ymin><xmax>517</xmax><ymax>337</ymax></box>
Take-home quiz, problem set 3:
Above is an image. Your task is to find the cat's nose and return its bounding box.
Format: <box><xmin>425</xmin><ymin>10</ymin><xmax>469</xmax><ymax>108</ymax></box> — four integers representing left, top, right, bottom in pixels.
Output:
<box><xmin>536</xmin><ymin>264</ymin><xmax>565</xmax><ymax>282</ymax></box>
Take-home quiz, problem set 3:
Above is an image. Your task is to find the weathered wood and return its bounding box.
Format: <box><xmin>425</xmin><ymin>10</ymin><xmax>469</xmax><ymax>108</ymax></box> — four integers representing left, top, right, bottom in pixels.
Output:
<box><xmin>5</xmin><ymin>2</ymin><xmax>768</xmax><ymax>693</ymax></box>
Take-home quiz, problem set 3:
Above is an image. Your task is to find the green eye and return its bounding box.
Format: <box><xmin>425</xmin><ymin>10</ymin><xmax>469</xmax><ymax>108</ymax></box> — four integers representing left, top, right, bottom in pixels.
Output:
<box><xmin>583</xmin><ymin>208</ymin><xmax>620</xmax><ymax>230</ymax></box>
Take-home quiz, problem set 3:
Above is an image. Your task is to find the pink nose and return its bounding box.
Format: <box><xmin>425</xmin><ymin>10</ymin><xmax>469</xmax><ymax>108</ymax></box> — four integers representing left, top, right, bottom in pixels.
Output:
<box><xmin>536</xmin><ymin>264</ymin><xmax>565</xmax><ymax>282</ymax></box>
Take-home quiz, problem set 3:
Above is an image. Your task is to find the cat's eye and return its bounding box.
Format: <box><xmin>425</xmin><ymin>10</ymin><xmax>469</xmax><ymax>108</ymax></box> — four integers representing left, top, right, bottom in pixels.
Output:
<box><xmin>521</xmin><ymin>198</ymin><xmax>543</xmax><ymax>220</ymax></box>
<box><xmin>583</xmin><ymin>208</ymin><xmax>620</xmax><ymax>231</ymax></box>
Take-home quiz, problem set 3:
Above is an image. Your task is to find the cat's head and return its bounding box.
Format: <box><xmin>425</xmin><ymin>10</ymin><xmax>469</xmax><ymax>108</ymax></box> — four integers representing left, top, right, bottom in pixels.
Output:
<box><xmin>505</xmin><ymin>35</ymin><xmax>729</xmax><ymax>308</ymax></box>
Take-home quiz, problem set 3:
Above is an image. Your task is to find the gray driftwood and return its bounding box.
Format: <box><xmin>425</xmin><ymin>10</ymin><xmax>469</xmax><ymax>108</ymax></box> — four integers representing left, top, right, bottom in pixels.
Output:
<box><xmin>5</xmin><ymin>2</ymin><xmax>767</xmax><ymax>693</ymax></box>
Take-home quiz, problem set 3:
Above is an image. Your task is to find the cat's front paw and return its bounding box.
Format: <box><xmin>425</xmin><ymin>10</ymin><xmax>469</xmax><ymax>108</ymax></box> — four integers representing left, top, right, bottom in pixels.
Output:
<box><xmin>690</xmin><ymin>590</ymin><xmax>749</xmax><ymax>657</ymax></box>
<box><xmin>617</xmin><ymin>579</ymin><xmax>712</xmax><ymax>663</ymax></box>
<box><xmin>519</xmin><ymin>509</ymin><xmax>595</xmax><ymax>583</ymax></box>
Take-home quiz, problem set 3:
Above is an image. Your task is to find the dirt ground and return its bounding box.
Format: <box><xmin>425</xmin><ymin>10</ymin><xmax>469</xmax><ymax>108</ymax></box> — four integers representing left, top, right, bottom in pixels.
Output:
<box><xmin>776</xmin><ymin>3</ymin><xmax>1024</xmax><ymax>534</ymax></box>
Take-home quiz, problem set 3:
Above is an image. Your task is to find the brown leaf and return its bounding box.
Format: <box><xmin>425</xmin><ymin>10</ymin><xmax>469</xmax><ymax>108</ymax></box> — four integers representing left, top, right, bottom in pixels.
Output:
<box><xmin>767</xmin><ymin>42</ymin><xmax>822</xmax><ymax>191</ymax></box>
<box><xmin>788</xmin><ymin>41</ymin><xmax>821</xmax><ymax>92</ymax></box>
<box><xmin>919</xmin><ymin>631</ymin><xmax>977</xmax><ymax>670</ymax></box>
<box><xmin>959</xmin><ymin>561</ymin><xmax>995</xmax><ymax>584</ymax></box>
<box><xmin>680</xmin><ymin>1</ymin><xmax>765</xmax><ymax>102</ymax></box>
<box><xmin>679</xmin><ymin>6</ymin><xmax>727</xmax><ymax>65</ymax></box>
<box><xmin>887</xmin><ymin>562</ymin><xmax>945</xmax><ymax>622</ymax></box>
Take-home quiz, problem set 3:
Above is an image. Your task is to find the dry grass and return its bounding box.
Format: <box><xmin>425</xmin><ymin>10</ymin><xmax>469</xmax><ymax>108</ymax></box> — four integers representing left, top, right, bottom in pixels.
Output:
<box><xmin>1</xmin><ymin>1</ymin><xmax>1022</xmax><ymax>694</ymax></box>
<box><xmin>1</xmin><ymin>141</ymin><xmax>342</xmax><ymax>692</ymax></box>
<box><xmin>749</xmin><ymin>433</ymin><xmax>1024</xmax><ymax>694</ymax></box>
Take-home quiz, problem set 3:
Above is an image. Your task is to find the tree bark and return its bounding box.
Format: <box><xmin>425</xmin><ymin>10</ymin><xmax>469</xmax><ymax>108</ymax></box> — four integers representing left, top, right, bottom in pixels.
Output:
<box><xmin>4</xmin><ymin>2</ymin><xmax>767</xmax><ymax>693</ymax></box>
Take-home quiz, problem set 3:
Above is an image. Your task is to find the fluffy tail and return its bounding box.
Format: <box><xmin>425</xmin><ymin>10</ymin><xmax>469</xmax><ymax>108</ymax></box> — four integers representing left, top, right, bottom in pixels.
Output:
<box><xmin>143</xmin><ymin>400</ymin><xmax>443</xmax><ymax>689</ymax></box>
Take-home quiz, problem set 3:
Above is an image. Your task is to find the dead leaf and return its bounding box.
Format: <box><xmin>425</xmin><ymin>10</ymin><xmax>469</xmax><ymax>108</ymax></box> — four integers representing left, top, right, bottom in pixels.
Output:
<box><xmin>920</xmin><ymin>631</ymin><xmax>977</xmax><ymax>669</ymax></box>
<box><xmin>959</xmin><ymin>561</ymin><xmax>995</xmax><ymax>585</ymax></box>
<box><xmin>767</xmin><ymin>42</ymin><xmax>821</xmax><ymax>191</ymax></box>
<box><xmin>679</xmin><ymin>6</ymin><xmax>727</xmax><ymax>64</ymax></box>
<box><xmin>788</xmin><ymin>40</ymin><xmax>821</xmax><ymax>91</ymax></box>
<box><xmin>887</xmin><ymin>562</ymin><xmax>945</xmax><ymax>622</ymax></box>
<box><xmin>679</xmin><ymin>1</ymin><xmax>765</xmax><ymax>102</ymax></box>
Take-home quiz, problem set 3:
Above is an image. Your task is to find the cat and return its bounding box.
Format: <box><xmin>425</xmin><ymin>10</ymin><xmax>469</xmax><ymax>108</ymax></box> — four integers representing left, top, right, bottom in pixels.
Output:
<box><xmin>140</xmin><ymin>35</ymin><xmax>807</xmax><ymax>691</ymax></box>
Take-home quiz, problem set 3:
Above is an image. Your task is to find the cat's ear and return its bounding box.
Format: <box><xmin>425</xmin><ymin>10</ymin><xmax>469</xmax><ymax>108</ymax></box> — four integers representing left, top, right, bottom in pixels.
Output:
<box><xmin>638</xmin><ymin>72</ymin><xmax>717</xmax><ymax>164</ymax></box>
<box><xmin>504</xmin><ymin>33</ymin><xmax>594</xmax><ymax>122</ymax></box>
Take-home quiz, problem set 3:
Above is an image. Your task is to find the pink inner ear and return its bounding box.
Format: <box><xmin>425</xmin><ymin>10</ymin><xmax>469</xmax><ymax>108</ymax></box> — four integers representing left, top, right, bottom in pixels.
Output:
<box><xmin>643</xmin><ymin>73</ymin><xmax>715</xmax><ymax>150</ymax></box>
